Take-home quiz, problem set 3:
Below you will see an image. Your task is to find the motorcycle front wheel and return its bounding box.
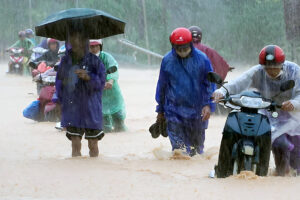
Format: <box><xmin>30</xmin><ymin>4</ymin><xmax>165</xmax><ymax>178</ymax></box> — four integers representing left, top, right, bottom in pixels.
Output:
<box><xmin>215</xmin><ymin>134</ymin><xmax>235</xmax><ymax>178</ymax></box>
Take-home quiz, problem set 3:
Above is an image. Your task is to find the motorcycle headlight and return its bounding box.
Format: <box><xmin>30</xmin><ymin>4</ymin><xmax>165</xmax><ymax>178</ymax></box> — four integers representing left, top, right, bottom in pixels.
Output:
<box><xmin>239</xmin><ymin>96</ymin><xmax>270</xmax><ymax>108</ymax></box>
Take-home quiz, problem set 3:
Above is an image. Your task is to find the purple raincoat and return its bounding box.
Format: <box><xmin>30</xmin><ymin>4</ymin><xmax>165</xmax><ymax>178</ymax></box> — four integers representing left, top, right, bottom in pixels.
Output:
<box><xmin>55</xmin><ymin>49</ymin><xmax>106</xmax><ymax>130</ymax></box>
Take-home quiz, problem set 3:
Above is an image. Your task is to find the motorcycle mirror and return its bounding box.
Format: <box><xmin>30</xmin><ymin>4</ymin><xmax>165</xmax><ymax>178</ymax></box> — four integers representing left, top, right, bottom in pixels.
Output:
<box><xmin>29</xmin><ymin>61</ymin><xmax>38</xmax><ymax>69</ymax></box>
<box><xmin>207</xmin><ymin>72</ymin><xmax>223</xmax><ymax>85</ymax></box>
<box><xmin>106</xmin><ymin>66</ymin><xmax>117</xmax><ymax>74</ymax></box>
<box><xmin>280</xmin><ymin>80</ymin><xmax>295</xmax><ymax>92</ymax></box>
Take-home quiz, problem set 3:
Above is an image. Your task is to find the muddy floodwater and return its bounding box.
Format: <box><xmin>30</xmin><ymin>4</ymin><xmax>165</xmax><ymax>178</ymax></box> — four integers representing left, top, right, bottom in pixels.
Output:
<box><xmin>0</xmin><ymin>63</ymin><xmax>299</xmax><ymax>200</ymax></box>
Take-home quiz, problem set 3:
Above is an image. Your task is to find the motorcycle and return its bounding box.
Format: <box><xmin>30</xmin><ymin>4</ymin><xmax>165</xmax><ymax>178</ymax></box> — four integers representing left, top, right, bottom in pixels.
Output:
<box><xmin>6</xmin><ymin>48</ymin><xmax>24</xmax><ymax>75</ymax></box>
<box><xmin>30</xmin><ymin>46</ymin><xmax>48</xmax><ymax>62</ymax></box>
<box><xmin>207</xmin><ymin>72</ymin><xmax>295</xmax><ymax>178</ymax></box>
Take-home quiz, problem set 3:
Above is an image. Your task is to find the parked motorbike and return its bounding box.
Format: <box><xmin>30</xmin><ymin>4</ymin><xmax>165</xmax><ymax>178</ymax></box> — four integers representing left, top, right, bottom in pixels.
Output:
<box><xmin>208</xmin><ymin>72</ymin><xmax>295</xmax><ymax>178</ymax></box>
<box><xmin>6</xmin><ymin>48</ymin><xmax>24</xmax><ymax>75</ymax></box>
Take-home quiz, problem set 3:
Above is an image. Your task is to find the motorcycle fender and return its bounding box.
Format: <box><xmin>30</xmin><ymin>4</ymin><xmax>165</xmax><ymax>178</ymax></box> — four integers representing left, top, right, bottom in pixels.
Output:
<box><xmin>223</xmin><ymin>112</ymin><xmax>240</xmax><ymax>135</ymax></box>
<box><xmin>256</xmin><ymin>115</ymin><xmax>271</xmax><ymax>136</ymax></box>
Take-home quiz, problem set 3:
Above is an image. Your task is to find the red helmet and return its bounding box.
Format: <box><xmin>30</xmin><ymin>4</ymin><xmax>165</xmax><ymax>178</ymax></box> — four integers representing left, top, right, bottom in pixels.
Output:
<box><xmin>259</xmin><ymin>45</ymin><xmax>285</xmax><ymax>65</ymax></box>
<box><xmin>89</xmin><ymin>39</ymin><xmax>103</xmax><ymax>46</ymax></box>
<box><xmin>47</xmin><ymin>38</ymin><xmax>58</xmax><ymax>45</ymax></box>
<box><xmin>169</xmin><ymin>27</ymin><xmax>192</xmax><ymax>45</ymax></box>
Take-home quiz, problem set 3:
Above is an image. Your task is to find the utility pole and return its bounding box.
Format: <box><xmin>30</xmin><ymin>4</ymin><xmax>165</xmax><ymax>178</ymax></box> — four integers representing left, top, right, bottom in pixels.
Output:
<box><xmin>142</xmin><ymin>0</ymin><xmax>151</xmax><ymax>65</ymax></box>
<box><xmin>29</xmin><ymin>0</ymin><xmax>32</xmax><ymax>28</ymax></box>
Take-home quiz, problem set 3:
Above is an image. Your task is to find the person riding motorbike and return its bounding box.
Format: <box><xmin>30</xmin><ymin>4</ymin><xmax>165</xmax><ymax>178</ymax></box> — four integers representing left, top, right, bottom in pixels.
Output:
<box><xmin>30</xmin><ymin>38</ymin><xmax>60</xmax><ymax>94</ymax></box>
<box><xmin>33</xmin><ymin>38</ymin><xmax>60</xmax><ymax>67</ymax></box>
<box><xmin>8</xmin><ymin>31</ymin><xmax>34</xmax><ymax>58</ymax></box>
<box><xmin>89</xmin><ymin>39</ymin><xmax>126</xmax><ymax>133</ymax></box>
<box><xmin>25</xmin><ymin>28</ymin><xmax>36</xmax><ymax>46</ymax></box>
<box><xmin>213</xmin><ymin>45</ymin><xmax>300</xmax><ymax>176</ymax></box>
<box><xmin>7</xmin><ymin>31</ymin><xmax>34</xmax><ymax>74</ymax></box>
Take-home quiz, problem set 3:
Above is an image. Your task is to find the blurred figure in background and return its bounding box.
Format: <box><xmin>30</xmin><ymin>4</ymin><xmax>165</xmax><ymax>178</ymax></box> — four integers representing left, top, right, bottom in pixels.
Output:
<box><xmin>189</xmin><ymin>26</ymin><xmax>231</xmax><ymax>81</ymax></box>
<box><xmin>189</xmin><ymin>26</ymin><xmax>232</xmax><ymax>115</ymax></box>
<box><xmin>25</xmin><ymin>29</ymin><xmax>36</xmax><ymax>46</ymax></box>
<box><xmin>33</xmin><ymin>38</ymin><xmax>60</xmax><ymax>66</ymax></box>
<box><xmin>89</xmin><ymin>39</ymin><xmax>126</xmax><ymax>133</ymax></box>
<box><xmin>7</xmin><ymin>31</ymin><xmax>34</xmax><ymax>75</ymax></box>
<box><xmin>155</xmin><ymin>27</ymin><xmax>215</xmax><ymax>156</ymax></box>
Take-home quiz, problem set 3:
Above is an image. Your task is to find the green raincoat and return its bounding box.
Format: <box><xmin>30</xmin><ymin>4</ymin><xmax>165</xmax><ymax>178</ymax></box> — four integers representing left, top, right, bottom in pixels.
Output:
<box><xmin>99</xmin><ymin>51</ymin><xmax>125</xmax><ymax>116</ymax></box>
<box><xmin>10</xmin><ymin>38</ymin><xmax>34</xmax><ymax>57</ymax></box>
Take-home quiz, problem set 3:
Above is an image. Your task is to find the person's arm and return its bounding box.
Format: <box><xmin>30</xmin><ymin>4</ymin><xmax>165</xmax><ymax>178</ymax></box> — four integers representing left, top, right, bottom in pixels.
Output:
<box><xmin>289</xmin><ymin>67</ymin><xmax>300</xmax><ymax>111</ymax></box>
<box><xmin>35</xmin><ymin>52</ymin><xmax>47</xmax><ymax>62</ymax></box>
<box><xmin>105</xmin><ymin>52</ymin><xmax>119</xmax><ymax>81</ymax></box>
<box><xmin>103</xmin><ymin>52</ymin><xmax>119</xmax><ymax>89</ymax></box>
<box><xmin>78</xmin><ymin>58</ymin><xmax>106</xmax><ymax>94</ymax></box>
<box><xmin>202</xmin><ymin>57</ymin><xmax>215</xmax><ymax>108</ymax></box>
<box><xmin>155</xmin><ymin>59</ymin><xmax>168</xmax><ymax>114</ymax></box>
<box><xmin>216</xmin><ymin>66</ymin><xmax>257</xmax><ymax>97</ymax></box>
<box><xmin>8</xmin><ymin>40</ymin><xmax>20</xmax><ymax>49</ymax></box>
<box><xmin>55</xmin><ymin>59</ymin><xmax>65</xmax><ymax>103</ymax></box>
<box><xmin>201</xmin><ymin>57</ymin><xmax>215</xmax><ymax>120</ymax></box>
<box><xmin>28</xmin><ymin>39</ymin><xmax>34</xmax><ymax>50</ymax></box>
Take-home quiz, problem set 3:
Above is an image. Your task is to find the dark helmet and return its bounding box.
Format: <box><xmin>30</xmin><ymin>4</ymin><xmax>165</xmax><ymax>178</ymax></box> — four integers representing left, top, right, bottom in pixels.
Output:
<box><xmin>25</xmin><ymin>29</ymin><xmax>34</xmax><ymax>37</ymax></box>
<box><xmin>259</xmin><ymin>45</ymin><xmax>285</xmax><ymax>65</ymax></box>
<box><xmin>188</xmin><ymin>26</ymin><xmax>202</xmax><ymax>41</ymax></box>
<box><xmin>18</xmin><ymin>31</ymin><xmax>26</xmax><ymax>38</ymax></box>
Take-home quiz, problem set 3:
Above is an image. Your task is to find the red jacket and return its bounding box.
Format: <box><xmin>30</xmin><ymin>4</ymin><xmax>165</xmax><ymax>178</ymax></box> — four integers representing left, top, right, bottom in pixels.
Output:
<box><xmin>193</xmin><ymin>42</ymin><xmax>230</xmax><ymax>81</ymax></box>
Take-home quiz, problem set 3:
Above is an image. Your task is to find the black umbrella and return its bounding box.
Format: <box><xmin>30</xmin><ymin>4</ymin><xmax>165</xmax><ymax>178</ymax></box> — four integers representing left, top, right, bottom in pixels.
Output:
<box><xmin>35</xmin><ymin>8</ymin><xmax>126</xmax><ymax>41</ymax></box>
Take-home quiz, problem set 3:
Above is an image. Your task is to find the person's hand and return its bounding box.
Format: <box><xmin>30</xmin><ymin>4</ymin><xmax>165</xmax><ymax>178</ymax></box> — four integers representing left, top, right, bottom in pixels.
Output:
<box><xmin>46</xmin><ymin>61</ymin><xmax>55</xmax><ymax>67</ymax></box>
<box><xmin>229</xmin><ymin>66</ymin><xmax>235</xmax><ymax>72</ymax></box>
<box><xmin>156</xmin><ymin>112</ymin><xmax>165</xmax><ymax>122</ymax></box>
<box><xmin>281</xmin><ymin>101</ymin><xmax>294</xmax><ymax>111</ymax></box>
<box><xmin>75</xmin><ymin>69</ymin><xmax>90</xmax><ymax>81</ymax></box>
<box><xmin>201</xmin><ymin>105</ymin><xmax>211</xmax><ymax>121</ymax></box>
<box><xmin>104</xmin><ymin>79</ymin><xmax>114</xmax><ymax>90</ymax></box>
<box><xmin>212</xmin><ymin>91</ymin><xmax>224</xmax><ymax>103</ymax></box>
<box><xmin>156</xmin><ymin>112</ymin><xmax>167</xmax><ymax>137</ymax></box>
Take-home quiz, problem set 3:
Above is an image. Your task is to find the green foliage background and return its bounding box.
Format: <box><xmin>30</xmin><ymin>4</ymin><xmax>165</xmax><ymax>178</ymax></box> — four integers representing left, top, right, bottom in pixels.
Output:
<box><xmin>0</xmin><ymin>0</ymin><xmax>291</xmax><ymax>65</ymax></box>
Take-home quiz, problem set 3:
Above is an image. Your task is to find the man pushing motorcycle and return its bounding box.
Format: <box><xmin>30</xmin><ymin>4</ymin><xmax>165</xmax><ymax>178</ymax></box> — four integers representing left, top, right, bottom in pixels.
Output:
<box><xmin>213</xmin><ymin>45</ymin><xmax>300</xmax><ymax>176</ymax></box>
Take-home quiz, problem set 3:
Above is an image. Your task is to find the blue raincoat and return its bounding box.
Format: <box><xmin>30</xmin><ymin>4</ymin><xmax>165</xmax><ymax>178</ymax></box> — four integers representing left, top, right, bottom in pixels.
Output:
<box><xmin>155</xmin><ymin>46</ymin><xmax>215</xmax><ymax>154</ymax></box>
<box><xmin>56</xmin><ymin>49</ymin><xmax>106</xmax><ymax>130</ymax></box>
<box><xmin>156</xmin><ymin>46</ymin><xmax>215</xmax><ymax>121</ymax></box>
